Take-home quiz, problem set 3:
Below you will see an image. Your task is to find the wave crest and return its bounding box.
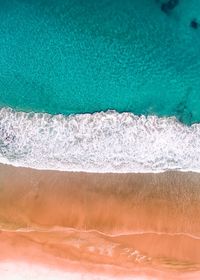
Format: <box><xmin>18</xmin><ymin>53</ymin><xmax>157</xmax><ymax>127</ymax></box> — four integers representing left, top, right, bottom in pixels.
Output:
<box><xmin>0</xmin><ymin>107</ymin><xmax>200</xmax><ymax>173</ymax></box>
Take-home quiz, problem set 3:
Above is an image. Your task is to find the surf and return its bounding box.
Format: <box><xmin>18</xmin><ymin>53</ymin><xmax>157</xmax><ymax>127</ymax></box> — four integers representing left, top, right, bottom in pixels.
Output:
<box><xmin>1</xmin><ymin>107</ymin><xmax>200</xmax><ymax>173</ymax></box>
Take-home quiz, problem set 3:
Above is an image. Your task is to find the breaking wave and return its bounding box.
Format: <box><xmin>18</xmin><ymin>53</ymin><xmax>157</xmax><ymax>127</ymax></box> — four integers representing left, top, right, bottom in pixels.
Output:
<box><xmin>0</xmin><ymin>107</ymin><xmax>200</xmax><ymax>173</ymax></box>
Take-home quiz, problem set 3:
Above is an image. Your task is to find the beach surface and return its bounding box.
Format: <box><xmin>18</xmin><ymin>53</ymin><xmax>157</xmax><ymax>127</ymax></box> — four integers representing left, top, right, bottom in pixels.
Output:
<box><xmin>0</xmin><ymin>163</ymin><xmax>200</xmax><ymax>279</ymax></box>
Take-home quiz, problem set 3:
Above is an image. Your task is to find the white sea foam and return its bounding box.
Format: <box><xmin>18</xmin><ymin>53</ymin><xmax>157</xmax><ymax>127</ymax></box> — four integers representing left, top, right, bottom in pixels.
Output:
<box><xmin>0</xmin><ymin>107</ymin><xmax>200</xmax><ymax>173</ymax></box>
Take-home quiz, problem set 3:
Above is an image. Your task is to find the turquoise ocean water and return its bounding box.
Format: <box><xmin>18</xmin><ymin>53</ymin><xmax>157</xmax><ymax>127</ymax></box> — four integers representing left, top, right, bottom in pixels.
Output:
<box><xmin>0</xmin><ymin>0</ymin><xmax>200</xmax><ymax>125</ymax></box>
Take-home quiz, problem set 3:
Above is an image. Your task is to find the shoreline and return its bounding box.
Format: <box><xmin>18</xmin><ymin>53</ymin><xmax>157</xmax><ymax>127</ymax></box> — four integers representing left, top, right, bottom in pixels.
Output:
<box><xmin>1</xmin><ymin>229</ymin><xmax>200</xmax><ymax>280</ymax></box>
<box><xmin>3</xmin><ymin>161</ymin><xmax>200</xmax><ymax>174</ymax></box>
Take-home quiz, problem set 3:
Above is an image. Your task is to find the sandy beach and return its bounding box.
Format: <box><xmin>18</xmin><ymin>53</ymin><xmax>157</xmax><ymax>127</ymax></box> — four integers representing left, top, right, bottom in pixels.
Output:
<box><xmin>0</xmin><ymin>163</ymin><xmax>200</xmax><ymax>279</ymax></box>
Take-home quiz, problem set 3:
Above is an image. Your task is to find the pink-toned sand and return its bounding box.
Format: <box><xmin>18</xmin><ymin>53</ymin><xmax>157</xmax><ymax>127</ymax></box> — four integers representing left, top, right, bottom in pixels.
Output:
<box><xmin>0</xmin><ymin>163</ymin><xmax>200</xmax><ymax>279</ymax></box>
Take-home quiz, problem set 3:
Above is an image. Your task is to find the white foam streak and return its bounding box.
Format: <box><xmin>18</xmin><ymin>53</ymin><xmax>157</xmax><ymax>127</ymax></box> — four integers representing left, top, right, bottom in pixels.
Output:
<box><xmin>0</xmin><ymin>107</ymin><xmax>200</xmax><ymax>173</ymax></box>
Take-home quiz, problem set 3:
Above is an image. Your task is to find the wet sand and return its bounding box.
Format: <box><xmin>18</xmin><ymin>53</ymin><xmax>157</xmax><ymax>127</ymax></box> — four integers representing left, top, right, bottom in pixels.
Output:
<box><xmin>0</xmin><ymin>164</ymin><xmax>200</xmax><ymax>279</ymax></box>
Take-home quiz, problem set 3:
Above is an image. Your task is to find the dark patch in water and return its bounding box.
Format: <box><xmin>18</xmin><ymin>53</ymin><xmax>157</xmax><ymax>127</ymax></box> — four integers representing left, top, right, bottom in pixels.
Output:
<box><xmin>161</xmin><ymin>0</ymin><xmax>179</xmax><ymax>14</ymax></box>
<box><xmin>190</xmin><ymin>19</ymin><xmax>199</xmax><ymax>30</ymax></box>
<box><xmin>175</xmin><ymin>89</ymin><xmax>193</xmax><ymax>125</ymax></box>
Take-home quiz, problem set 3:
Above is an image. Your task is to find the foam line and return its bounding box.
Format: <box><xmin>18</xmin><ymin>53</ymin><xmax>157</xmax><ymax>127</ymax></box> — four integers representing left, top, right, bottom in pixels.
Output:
<box><xmin>0</xmin><ymin>107</ymin><xmax>200</xmax><ymax>173</ymax></box>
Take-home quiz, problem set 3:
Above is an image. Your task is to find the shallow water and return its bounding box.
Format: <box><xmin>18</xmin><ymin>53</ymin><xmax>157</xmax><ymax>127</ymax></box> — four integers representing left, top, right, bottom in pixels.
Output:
<box><xmin>0</xmin><ymin>0</ymin><xmax>200</xmax><ymax>124</ymax></box>
<box><xmin>1</xmin><ymin>229</ymin><xmax>200</xmax><ymax>278</ymax></box>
